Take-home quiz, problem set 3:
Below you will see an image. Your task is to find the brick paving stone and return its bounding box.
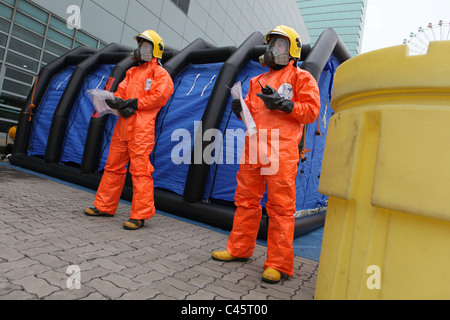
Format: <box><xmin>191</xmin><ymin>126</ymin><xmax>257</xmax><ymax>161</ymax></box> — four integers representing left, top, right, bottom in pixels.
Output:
<box><xmin>4</xmin><ymin>263</ymin><xmax>51</xmax><ymax>281</ymax></box>
<box><xmin>134</xmin><ymin>271</ymin><xmax>167</xmax><ymax>285</ymax></box>
<box><xmin>152</xmin><ymin>280</ymin><xmax>190</xmax><ymax>299</ymax></box>
<box><xmin>0</xmin><ymin>257</ymin><xmax>37</xmax><ymax>274</ymax></box>
<box><xmin>163</xmin><ymin>277</ymin><xmax>199</xmax><ymax>295</ymax></box>
<box><xmin>118</xmin><ymin>285</ymin><xmax>160</xmax><ymax>300</ymax></box>
<box><xmin>12</xmin><ymin>275</ymin><xmax>59</xmax><ymax>299</ymax></box>
<box><xmin>241</xmin><ymin>290</ymin><xmax>269</xmax><ymax>300</ymax></box>
<box><xmin>38</xmin><ymin>269</ymin><xmax>70</xmax><ymax>289</ymax></box>
<box><xmin>0</xmin><ymin>246</ymin><xmax>24</xmax><ymax>262</ymax></box>
<box><xmin>43</xmin><ymin>287</ymin><xmax>96</xmax><ymax>300</ymax></box>
<box><xmin>0</xmin><ymin>289</ymin><xmax>36</xmax><ymax>300</ymax></box>
<box><xmin>32</xmin><ymin>253</ymin><xmax>66</xmax><ymax>269</ymax></box>
<box><xmin>201</xmin><ymin>283</ymin><xmax>242</xmax><ymax>300</ymax></box>
<box><xmin>85</xmin><ymin>278</ymin><xmax>127</xmax><ymax>299</ymax></box>
<box><xmin>185</xmin><ymin>290</ymin><xmax>217</xmax><ymax>300</ymax></box>
<box><xmin>81</xmin><ymin>292</ymin><xmax>107</xmax><ymax>300</ymax></box>
<box><xmin>0</xmin><ymin>282</ymin><xmax>22</xmax><ymax>296</ymax></box>
<box><xmin>187</xmin><ymin>274</ymin><xmax>216</xmax><ymax>289</ymax></box>
<box><xmin>76</xmin><ymin>267</ymin><xmax>111</xmax><ymax>284</ymax></box>
<box><xmin>101</xmin><ymin>274</ymin><xmax>142</xmax><ymax>291</ymax></box>
<box><xmin>291</xmin><ymin>289</ymin><xmax>315</xmax><ymax>300</ymax></box>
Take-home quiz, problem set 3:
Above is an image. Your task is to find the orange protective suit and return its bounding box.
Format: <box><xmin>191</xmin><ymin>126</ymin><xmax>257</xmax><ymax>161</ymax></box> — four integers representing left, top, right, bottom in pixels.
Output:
<box><xmin>226</xmin><ymin>60</ymin><xmax>320</xmax><ymax>276</ymax></box>
<box><xmin>93</xmin><ymin>58</ymin><xmax>174</xmax><ymax>220</ymax></box>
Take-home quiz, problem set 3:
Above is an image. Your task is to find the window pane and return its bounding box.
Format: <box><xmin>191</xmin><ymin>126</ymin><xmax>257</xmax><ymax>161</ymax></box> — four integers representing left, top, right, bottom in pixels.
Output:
<box><xmin>47</xmin><ymin>28</ymin><xmax>73</xmax><ymax>48</ymax></box>
<box><xmin>76</xmin><ymin>31</ymin><xmax>98</xmax><ymax>48</ymax></box>
<box><xmin>0</xmin><ymin>17</ymin><xmax>11</xmax><ymax>33</ymax></box>
<box><xmin>42</xmin><ymin>51</ymin><xmax>58</xmax><ymax>65</ymax></box>
<box><xmin>0</xmin><ymin>47</ymin><xmax>4</xmax><ymax>60</ymax></box>
<box><xmin>0</xmin><ymin>94</ymin><xmax>25</xmax><ymax>114</ymax></box>
<box><xmin>0</xmin><ymin>110</ymin><xmax>20</xmax><ymax>128</ymax></box>
<box><xmin>178</xmin><ymin>0</ymin><xmax>190</xmax><ymax>14</ymax></box>
<box><xmin>17</xmin><ymin>0</ymin><xmax>49</xmax><ymax>23</ymax></box>
<box><xmin>9</xmin><ymin>37</ymin><xmax>42</xmax><ymax>60</ymax></box>
<box><xmin>14</xmin><ymin>12</ymin><xmax>46</xmax><ymax>34</ymax></box>
<box><xmin>44</xmin><ymin>39</ymin><xmax>70</xmax><ymax>56</ymax></box>
<box><xmin>12</xmin><ymin>24</ymin><xmax>44</xmax><ymax>47</ymax></box>
<box><xmin>171</xmin><ymin>0</ymin><xmax>190</xmax><ymax>14</ymax></box>
<box><xmin>0</xmin><ymin>104</ymin><xmax>21</xmax><ymax>123</ymax></box>
<box><xmin>5</xmin><ymin>67</ymin><xmax>34</xmax><ymax>85</ymax></box>
<box><xmin>50</xmin><ymin>16</ymin><xmax>74</xmax><ymax>37</ymax></box>
<box><xmin>0</xmin><ymin>3</ymin><xmax>13</xmax><ymax>19</ymax></box>
<box><xmin>6</xmin><ymin>51</ymin><xmax>39</xmax><ymax>72</ymax></box>
<box><xmin>0</xmin><ymin>33</ymin><xmax>7</xmax><ymax>46</ymax></box>
<box><xmin>2</xmin><ymin>78</ymin><xmax>31</xmax><ymax>97</ymax></box>
<box><xmin>2</xmin><ymin>0</ymin><xmax>15</xmax><ymax>7</ymax></box>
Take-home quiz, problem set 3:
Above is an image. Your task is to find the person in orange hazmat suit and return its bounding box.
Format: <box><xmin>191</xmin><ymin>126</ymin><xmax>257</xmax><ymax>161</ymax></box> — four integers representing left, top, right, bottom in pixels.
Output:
<box><xmin>212</xmin><ymin>26</ymin><xmax>321</xmax><ymax>283</ymax></box>
<box><xmin>84</xmin><ymin>30</ymin><xmax>174</xmax><ymax>230</ymax></box>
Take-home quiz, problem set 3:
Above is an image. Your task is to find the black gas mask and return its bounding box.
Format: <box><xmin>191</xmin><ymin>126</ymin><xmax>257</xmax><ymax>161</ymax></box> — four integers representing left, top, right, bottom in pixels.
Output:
<box><xmin>259</xmin><ymin>37</ymin><xmax>290</xmax><ymax>69</ymax></box>
<box><xmin>131</xmin><ymin>40</ymin><xmax>154</xmax><ymax>62</ymax></box>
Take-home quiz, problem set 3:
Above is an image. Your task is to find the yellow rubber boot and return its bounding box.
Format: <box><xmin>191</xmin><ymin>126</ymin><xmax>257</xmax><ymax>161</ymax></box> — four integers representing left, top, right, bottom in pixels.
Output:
<box><xmin>262</xmin><ymin>267</ymin><xmax>281</xmax><ymax>284</ymax></box>
<box><xmin>84</xmin><ymin>207</ymin><xmax>112</xmax><ymax>217</ymax></box>
<box><xmin>211</xmin><ymin>250</ymin><xmax>238</xmax><ymax>262</ymax></box>
<box><xmin>123</xmin><ymin>219</ymin><xmax>145</xmax><ymax>230</ymax></box>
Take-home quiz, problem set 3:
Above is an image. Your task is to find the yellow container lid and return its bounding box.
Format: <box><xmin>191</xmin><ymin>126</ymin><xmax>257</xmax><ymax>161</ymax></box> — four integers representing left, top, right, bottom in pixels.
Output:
<box><xmin>331</xmin><ymin>41</ymin><xmax>450</xmax><ymax>112</ymax></box>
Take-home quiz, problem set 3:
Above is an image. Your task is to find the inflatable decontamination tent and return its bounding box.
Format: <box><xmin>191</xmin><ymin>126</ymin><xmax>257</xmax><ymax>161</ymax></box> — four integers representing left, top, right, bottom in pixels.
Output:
<box><xmin>11</xmin><ymin>29</ymin><xmax>351</xmax><ymax>239</ymax></box>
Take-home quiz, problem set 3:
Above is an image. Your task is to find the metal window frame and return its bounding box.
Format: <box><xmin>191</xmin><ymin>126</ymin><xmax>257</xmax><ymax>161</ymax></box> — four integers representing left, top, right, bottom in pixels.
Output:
<box><xmin>0</xmin><ymin>0</ymin><xmax>109</xmax><ymax>131</ymax></box>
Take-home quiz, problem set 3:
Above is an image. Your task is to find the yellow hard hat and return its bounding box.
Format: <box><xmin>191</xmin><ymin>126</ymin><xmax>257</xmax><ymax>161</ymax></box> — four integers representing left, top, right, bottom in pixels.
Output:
<box><xmin>8</xmin><ymin>126</ymin><xmax>17</xmax><ymax>140</ymax></box>
<box><xmin>134</xmin><ymin>30</ymin><xmax>164</xmax><ymax>59</ymax></box>
<box><xmin>265</xmin><ymin>25</ymin><xmax>302</xmax><ymax>59</ymax></box>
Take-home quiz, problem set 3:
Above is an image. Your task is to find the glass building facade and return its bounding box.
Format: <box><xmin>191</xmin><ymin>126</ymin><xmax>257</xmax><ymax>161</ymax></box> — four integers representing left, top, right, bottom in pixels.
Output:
<box><xmin>297</xmin><ymin>0</ymin><xmax>368</xmax><ymax>56</ymax></box>
<box><xmin>0</xmin><ymin>0</ymin><xmax>108</xmax><ymax>135</ymax></box>
<box><xmin>0</xmin><ymin>0</ymin><xmax>309</xmax><ymax>136</ymax></box>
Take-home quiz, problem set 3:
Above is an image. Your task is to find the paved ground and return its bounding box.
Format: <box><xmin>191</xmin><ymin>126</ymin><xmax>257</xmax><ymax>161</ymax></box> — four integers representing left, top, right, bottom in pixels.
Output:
<box><xmin>0</xmin><ymin>162</ymin><xmax>318</xmax><ymax>301</ymax></box>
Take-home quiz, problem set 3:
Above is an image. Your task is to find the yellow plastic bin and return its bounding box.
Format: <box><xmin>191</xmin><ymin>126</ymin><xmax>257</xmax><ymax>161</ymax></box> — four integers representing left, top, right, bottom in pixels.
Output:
<box><xmin>315</xmin><ymin>41</ymin><xmax>450</xmax><ymax>300</ymax></box>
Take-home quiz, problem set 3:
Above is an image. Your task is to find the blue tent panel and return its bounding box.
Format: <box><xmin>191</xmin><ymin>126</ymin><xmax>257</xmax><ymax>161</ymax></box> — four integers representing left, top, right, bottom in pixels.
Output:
<box><xmin>60</xmin><ymin>64</ymin><xmax>115</xmax><ymax>165</ymax></box>
<box><xmin>151</xmin><ymin>62</ymin><xmax>223</xmax><ymax>196</ymax></box>
<box><xmin>28</xmin><ymin>65</ymin><xmax>76</xmax><ymax>157</ymax></box>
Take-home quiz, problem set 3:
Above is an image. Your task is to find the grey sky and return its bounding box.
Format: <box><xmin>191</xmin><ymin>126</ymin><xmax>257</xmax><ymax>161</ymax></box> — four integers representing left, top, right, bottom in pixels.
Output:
<box><xmin>361</xmin><ymin>0</ymin><xmax>450</xmax><ymax>53</ymax></box>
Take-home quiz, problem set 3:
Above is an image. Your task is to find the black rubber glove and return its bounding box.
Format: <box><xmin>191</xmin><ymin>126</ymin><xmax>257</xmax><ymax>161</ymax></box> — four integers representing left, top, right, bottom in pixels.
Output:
<box><xmin>106</xmin><ymin>98</ymin><xmax>138</xmax><ymax>110</ymax></box>
<box><xmin>105</xmin><ymin>97</ymin><xmax>125</xmax><ymax>110</ymax></box>
<box><xmin>123</xmin><ymin>98</ymin><xmax>138</xmax><ymax>110</ymax></box>
<box><xmin>256</xmin><ymin>85</ymin><xmax>294</xmax><ymax>114</ymax></box>
<box><xmin>273</xmin><ymin>99</ymin><xmax>294</xmax><ymax>114</ymax></box>
<box><xmin>231</xmin><ymin>99</ymin><xmax>242</xmax><ymax>119</ymax></box>
<box><xmin>106</xmin><ymin>98</ymin><xmax>138</xmax><ymax>118</ymax></box>
<box><xmin>119</xmin><ymin>99</ymin><xmax>138</xmax><ymax>118</ymax></box>
<box><xmin>118</xmin><ymin>106</ymin><xmax>136</xmax><ymax>118</ymax></box>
